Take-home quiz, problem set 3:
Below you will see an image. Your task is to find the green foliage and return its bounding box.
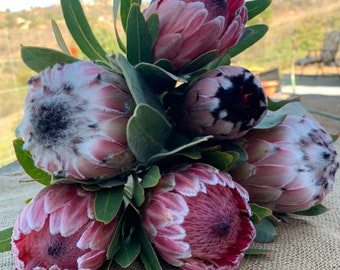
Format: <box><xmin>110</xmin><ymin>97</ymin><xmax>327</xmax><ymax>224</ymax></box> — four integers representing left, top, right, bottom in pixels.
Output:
<box><xmin>0</xmin><ymin>227</ymin><xmax>12</xmax><ymax>253</ymax></box>
<box><xmin>13</xmin><ymin>139</ymin><xmax>51</xmax><ymax>186</ymax></box>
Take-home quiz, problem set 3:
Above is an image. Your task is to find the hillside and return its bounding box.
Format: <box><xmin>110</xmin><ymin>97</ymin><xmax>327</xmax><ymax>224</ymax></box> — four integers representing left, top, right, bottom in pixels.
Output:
<box><xmin>0</xmin><ymin>0</ymin><xmax>339</xmax><ymax>69</ymax></box>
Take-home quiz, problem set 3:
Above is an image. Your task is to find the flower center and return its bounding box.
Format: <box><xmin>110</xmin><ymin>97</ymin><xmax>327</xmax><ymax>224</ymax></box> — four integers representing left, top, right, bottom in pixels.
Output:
<box><xmin>204</xmin><ymin>0</ymin><xmax>227</xmax><ymax>18</ymax></box>
<box><xmin>32</xmin><ymin>101</ymin><xmax>72</xmax><ymax>147</ymax></box>
<box><xmin>47</xmin><ymin>236</ymin><xmax>65</xmax><ymax>258</ymax></box>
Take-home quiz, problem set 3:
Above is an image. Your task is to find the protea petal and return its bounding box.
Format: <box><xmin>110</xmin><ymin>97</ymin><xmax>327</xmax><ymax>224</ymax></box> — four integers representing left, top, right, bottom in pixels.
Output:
<box><xmin>230</xmin><ymin>115</ymin><xmax>339</xmax><ymax>213</ymax></box>
<box><xmin>142</xmin><ymin>163</ymin><xmax>255</xmax><ymax>269</ymax></box>
<box><xmin>11</xmin><ymin>184</ymin><xmax>119</xmax><ymax>269</ymax></box>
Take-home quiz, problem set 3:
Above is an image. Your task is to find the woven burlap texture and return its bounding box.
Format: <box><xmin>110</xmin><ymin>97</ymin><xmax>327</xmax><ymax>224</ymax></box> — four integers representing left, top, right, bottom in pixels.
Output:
<box><xmin>1</xmin><ymin>140</ymin><xmax>339</xmax><ymax>270</ymax></box>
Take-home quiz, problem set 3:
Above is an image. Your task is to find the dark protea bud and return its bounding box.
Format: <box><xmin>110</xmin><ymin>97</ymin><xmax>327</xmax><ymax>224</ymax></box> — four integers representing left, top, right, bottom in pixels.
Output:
<box><xmin>176</xmin><ymin>66</ymin><xmax>267</xmax><ymax>139</ymax></box>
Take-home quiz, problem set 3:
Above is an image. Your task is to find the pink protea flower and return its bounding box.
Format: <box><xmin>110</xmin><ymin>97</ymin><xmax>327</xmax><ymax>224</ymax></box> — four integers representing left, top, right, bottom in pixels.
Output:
<box><xmin>17</xmin><ymin>61</ymin><xmax>136</xmax><ymax>180</ymax></box>
<box><xmin>143</xmin><ymin>0</ymin><xmax>248</xmax><ymax>70</ymax></box>
<box><xmin>229</xmin><ymin>115</ymin><xmax>339</xmax><ymax>213</ymax></box>
<box><xmin>141</xmin><ymin>163</ymin><xmax>255</xmax><ymax>269</ymax></box>
<box><xmin>174</xmin><ymin>66</ymin><xmax>267</xmax><ymax>140</ymax></box>
<box><xmin>11</xmin><ymin>183</ymin><xmax>119</xmax><ymax>269</ymax></box>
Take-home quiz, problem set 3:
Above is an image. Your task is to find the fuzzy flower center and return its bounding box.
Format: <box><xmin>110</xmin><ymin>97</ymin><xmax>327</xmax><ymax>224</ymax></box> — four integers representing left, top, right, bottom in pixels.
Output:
<box><xmin>32</xmin><ymin>101</ymin><xmax>72</xmax><ymax>147</ymax></box>
<box><xmin>203</xmin><ymin>0</ymin><xmax>227</xmax><ymax>19</ymax></box>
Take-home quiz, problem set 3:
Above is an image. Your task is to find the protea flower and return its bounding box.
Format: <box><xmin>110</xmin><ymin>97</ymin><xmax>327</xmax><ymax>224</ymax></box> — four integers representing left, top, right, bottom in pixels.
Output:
<box><xmin>143</xmin><ymin>0</ymin><xmax>248</xmax><ymax>70</ymax></box>
<box><xmin>174</xmin><ymin>66</ymin><xmax>267</xmax><ymax>140</ymax></box>
<box><xmin>229</xmin><ymin>114</ymin><xmax>339</xmax><ymax>213</ymax></box>
<box><xmin>11</xmin><ymin>183</ymin><xmax>119</xmax><ymax>269</ymax></box>
<box><xmin>141</xmin><ymin>163</ymin><xmax>255</xmax><ymax>269</ymax></box>
<box><xmin>17</xmin><ymin>61</ymin><xmax>136</xmax><ymax>180</ymax></box>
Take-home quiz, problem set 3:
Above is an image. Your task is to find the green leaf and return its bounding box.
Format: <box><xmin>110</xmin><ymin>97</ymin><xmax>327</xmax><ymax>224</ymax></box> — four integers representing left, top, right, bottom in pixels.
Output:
<box><xmin>201</xmin><ymin>150</ymin><xmax>234</xmax><ymax>171</ymax></box>
<box><xmin>21</xmin><ymin>46</ymin><xmax>78</xmax><ymax>72</ymax></box>
<box><xmin>228</xmin><ymin>24</ymin><xmax>268</xmax><ymax>58</ymax></box>
<box><xmin>13</xmin><ymin>139</ymin><xmax>51</xmax><ymax>185</ymax></box>
<box><xmin>94</xmin><ymin>186</ymin><xmax>124</xmax><ymax>224</ymax></box>
<box><xmin>254</xmin><ymin>112</ymin><xmax>286</xmax><ymax>129</ymax></box>
<box><xmin>246</xmin><ymin>0</ymin><xmax>271</xmax><ymax>21</ymax></box>
<box><xmin>146</xmin><ymin>135</ymin><xmax>212</xmax><ymax>166</ymax></box>
<box><xmin>254</xmin><ymin>217</ymin><xmax>276</xmax><ymax>243</ymax></box>
<box><xmin>61</xmin><ymin>0</ymin><xmax>108</xmax><ymax>62</ymax></box>
<box><xmin>126</xmin><ymin>4</ymin><xmax>153</xmax><ymax>65</ymax></box>
<box><xmin>120</xmin><ymin>0</ymin><xmax>141</xmax><ymax>32</ymax></box>
<box><xmin>294</xmin><ymin>204</ymin><xmax>329</xmax><ymax>216</ymax></box>
<box><xmin>180</xmin><ymin>50</ymin><xmax>218</xmax><ymax>74</ymax></box>
<box><xmin>0</xmin><ymin>227</ymin><xmax>12</xmax><ymax>253</ymax></box>
<box><xmin>114</xmin><ymin>236</ymin><xmax>141</xmax><ymax>268</ymax></box>
<box><xmin>141</xmin><ymin>166</ymin><xmax>161</xmax><ymax>188</ymax></box>
<box><xmin>145</xmin><ymin>13</ymin><xmax>159</xmax><ymax>49</ymax></box>
<box><xmin>250</xmin><ymin>203</ymin><xmax>272</xmax><ymax>224</ymax></box>
<box><xmin>115</xmin><ymin>54</ymin><xmax>165</xmax><ymax>114</ymax></box>
<box><xmin>113</xmin><ymin>0</ymin><xmax>127</xmax><ymax>52</ymax></box>
<box><xmin>205</xmin><ymin>51</ymin><xmax>231</xmax><ymax>70</ymax></box>
<box><xmin>132</xmin><ymin>177</ymin><xmax>145</xmax><ymax>207</ymax></box>
<box><xmin>51</xmin><ymin>19</ymin><xmax>70</xmax><ymax>55</ymax></box>
<box><xmin>127</xmin><ymin>104</ymin><xmax>172</xmax><ymax>162</ymax></box>
<box><xmin>107</xmin><ymin>213</ymin><xmax>126</xmax><ymax>259</ymax></box>
<box><xmin>267</xmin><ymin>96</ymin><xmax>301</xmax><ymax>111</ymax></box>
<box><xmin>136</xmin><ymin>62</ymin><xmax>187</xmax><ymax>92</ymax></box>
<box><xmin>136</xmin><ymin>220</ymin><xmax>162</xmax><ymax>270</ymax></box>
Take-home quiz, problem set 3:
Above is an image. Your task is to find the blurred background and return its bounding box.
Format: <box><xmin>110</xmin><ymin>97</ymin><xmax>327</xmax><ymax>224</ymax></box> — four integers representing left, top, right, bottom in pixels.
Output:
<box><xmin>0</xmin><ymin>0</ymin><xmax>339</xmax><ymax>167</ymax></box>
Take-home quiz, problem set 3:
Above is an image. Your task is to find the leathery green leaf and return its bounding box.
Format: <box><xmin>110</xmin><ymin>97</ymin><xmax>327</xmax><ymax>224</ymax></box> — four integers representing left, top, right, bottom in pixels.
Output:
<box><xmin>61</xmin><ymin>0</ymin><xmax>108</xmax><ymax>62</ymax></box>
<box><xmin>127</xmin><ymin>104</ymin><xmax>172</xmax><ymax>162</ymax></box>
<box><xmin>21</xmin><ymin>46</ymin><xmax>78</xmax><ymax>73</ymax></box>
<box><xmin>0</xmin><ymin>227</ymin><xmax>13</xmax><ymax>253</ymax></box>
<box><xmin>94</xmin><ymin>186</ymin><xmax>124</xmax><ymax>224</ymax></box>
<box><xmin>13</xmin><ymin>139</ymin><xmax>51</xmax><ymax>186</ymax></box>
<box><xmin>126</xmin><ymin>4</ymin><xmax>153</xmax><ymax>65</ymax></box>
<box><xmin>141</xmin><ymin>166</ymin><xmax>161</xmax><ymax>188</ymax></box>
<box><xmin>136</xmin><ymin>220</ymin><xmax>162</xmax><ymax>270</ymax></box>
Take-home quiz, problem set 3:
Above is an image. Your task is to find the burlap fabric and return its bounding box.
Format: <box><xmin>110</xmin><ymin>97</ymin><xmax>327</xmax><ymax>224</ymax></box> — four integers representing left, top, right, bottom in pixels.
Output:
<box><xmin>1</xmin><ymin>140</ymin><xmax>339</xmax><ymax>270</ymax></box>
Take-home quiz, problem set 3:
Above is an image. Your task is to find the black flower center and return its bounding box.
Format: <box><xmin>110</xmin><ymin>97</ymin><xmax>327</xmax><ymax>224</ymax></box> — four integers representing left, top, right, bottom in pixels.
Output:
<box><xmin>212</xmin><ymin>216</ymin><xmax>231</xmax><ymax>237</ymax></box>
<box><xmin>32</xmin><ymin>101</ymin><xmax>72</xmax><ymax>146</ymax></box>
<box><xmin>205</xmin><ymin>0</ymin><xmax>227</xmax><ymax>18</ymax></box>
<box><xmin>47</xmin><ymin>236</ymin><xmax>64</xmax><ymax>258</ymax></box>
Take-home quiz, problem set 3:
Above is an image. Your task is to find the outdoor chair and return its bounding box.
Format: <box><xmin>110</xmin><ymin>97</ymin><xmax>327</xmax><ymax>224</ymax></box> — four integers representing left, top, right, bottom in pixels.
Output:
<box><xmin>296</xmin><ymin>31</ymin><xmax>340</xmax><ymax>76</ymax></box>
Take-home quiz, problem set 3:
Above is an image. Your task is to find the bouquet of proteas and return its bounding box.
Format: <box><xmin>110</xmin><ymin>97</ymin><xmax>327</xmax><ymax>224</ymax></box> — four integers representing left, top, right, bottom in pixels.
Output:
<box><xmin>0</xmin><ymin>0</ymin><xmax>339</xmax><ymax>269</ymax></box>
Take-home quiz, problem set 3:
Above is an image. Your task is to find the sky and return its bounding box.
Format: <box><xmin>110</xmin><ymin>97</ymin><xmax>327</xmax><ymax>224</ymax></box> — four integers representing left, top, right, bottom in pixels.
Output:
<box><xmin>0</xmin><ymin>0</ymin><xmax>61</xmax><ymax>12</ymax></box>
<box><xmin>0</xmin><ymin>0</ymin><xmax>151</xmax><ymax>12</ymax></box>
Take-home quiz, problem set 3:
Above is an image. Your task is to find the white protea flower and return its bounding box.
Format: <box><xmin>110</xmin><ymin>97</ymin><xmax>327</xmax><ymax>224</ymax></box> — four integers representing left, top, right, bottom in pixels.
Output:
<box><xmin>17</xmin><ymin>61</ymin><xmax>136</xmax><ymax>180</ymax></box>
<box><xmin>230</xmin><ymin>114</ymin><xmax>339</xmax><ymax>213</ymax></box>
<box><xmin>141</xmin><ymin>163</ymin><xmax>255</xmax><ymax>269</ymax></box>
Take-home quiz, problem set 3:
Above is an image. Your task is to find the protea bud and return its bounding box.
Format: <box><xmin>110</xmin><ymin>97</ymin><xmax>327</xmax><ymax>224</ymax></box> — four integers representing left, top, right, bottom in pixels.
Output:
<box><xmin>11</xmin><ymin>183</ymin><xmax>119</xmax><ymax>269</ymax></box>
<box><xmin>141</xmin><ymin>163</ymin><xmax>255</xmax><ymax>269</ymax></box>
<box><xmin>175</xmin><ymin>66</ymin><xmax>267</xmax><ymax>139</ymax></box>
<box><xmin>17</xmin><ymin>61</ymin><xmax>136</xmax><ymax>180</ymax></box>
<box><xmin>230</xmin><ymin>114</ymin><xmax>339</xmax><ymax>213</ymax></box>
<box><xmin>143</xmin><ymin>0</ymin><xmax>247</xmax><ymax>70</ymax></box>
